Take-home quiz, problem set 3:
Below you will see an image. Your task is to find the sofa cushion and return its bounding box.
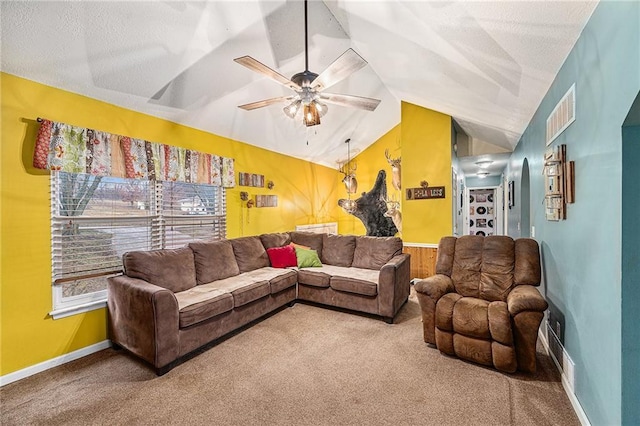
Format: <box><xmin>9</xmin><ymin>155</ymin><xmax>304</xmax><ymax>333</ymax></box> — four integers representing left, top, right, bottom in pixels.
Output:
<box><xmin>175</xmin><ymin>287</ymin><xmax>234</xmax><ymax>328</ymax></box>
<box><xmin>330</xmin><ymin>276</ymin><xmax>377</xmax><ymax>297</ymax></box>
<box><xmin>269</xmin><ymin>270</ymin><xmax>298</xmax><ymax>293</ymax></box>
<box><xmin>450</xmin><ymin>236</ymin><xmax>484</xmax><ymax>298</ymax></box>
<box><xmin>294</xmin><ymin>246</ymin><xmax>322</xmax><ymax>268</ymax></box>
<box><xmin>435</xmin><ymin>293</ymin><xmax>463</xmax><ymax>331</ymax></box>
<box><xmin>230</xmin><ymin>281</ymin><xmax>270</xmax><ymax>307</ymax></box>
<box><xmin>230</xmin><ymin>236</ymin><xmax>270</xmax><ymax>273</ymax></box>
<box><xmin>189</xmin><ymin>240</ymin><xmax>240</xmax><ymax>285</ymax></box>
<box><xmin>453</xmin><ymin>334</ymin><xmax>493</xmax><ymax>367</ymax></box>
<box><xmin>326</xmin><ymin>265</ymin><xmax>379</xmax><ymax>297</ymax></box>
<box><xmin>260</xmin><ymin>232</ymin><xmax>291</xmax><ymax>249</ymax></box>
<box><xmin>514</xmin><ymin>238</ymin><xmax>541</xmax><ymax>285</ymax></box>
<box><xmin>290</xmin><ymin>232</ymin><xmax>323</xmax><ymax>254</ymax></box>
<box><xmin>479</xmin><ymin>236</ymin><xmax>515</xmax><ymax>302</ymax></box>
<box><xmin>351</xmin><ymin>236</ymin><xmax>403</xmax><ymax>270</ymax></box>
<box><xmin>266</xmin><ymin>245</ymin><xmax>298</xmax><ymax>268</ymax></box>
<box><xmin>123</xmin><ymin>247</ymin><xmax>196</xmax><ymax>293</ymax></box>
<box><xmin>452</xmin><ymin>297</ymin><xmax>491</xmax><ymax>339</ymax></box>
<box><xmin>210</xmin><ymin>274</ymin><xmax>271</xmax><ymax>307</ymax></box>
<box><xmin>225</xmin><ymin>267</ymin><xmax>297</xmax><ymax>295</ymax></box>
<box><xmin>322</xmin><ymin>234</ymin><xmax>356</xmax><ymax>266</ymax></box>
<box><xmin>297</xmin><ymin>269</ymin><xmax>331</xmax><ymax>288</ymax></box>
<box><xmin>488</xmin><ymin>301</ymin><xmax>513</xmax><ymax>346</ymax></box>
<box><xmin>297</xmin><ymin>264</ymin><xmax>379</xmax><ymax>292</ymax></box>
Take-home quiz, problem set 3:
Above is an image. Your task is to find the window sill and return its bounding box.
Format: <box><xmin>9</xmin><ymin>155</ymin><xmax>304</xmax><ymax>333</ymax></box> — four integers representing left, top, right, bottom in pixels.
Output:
<box><xmin>49</xmin><ymin>299</ymin><xmax>107</xmax><ymax>320</ymax></box>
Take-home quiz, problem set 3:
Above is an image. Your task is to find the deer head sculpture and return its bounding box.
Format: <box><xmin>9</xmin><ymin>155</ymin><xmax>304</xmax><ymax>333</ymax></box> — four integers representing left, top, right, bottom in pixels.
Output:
<box><xmin>339</xmin><ymin>161</ymin><xmax>358</xmax><ymax>194</ymax></box>
<box><xmin>383</xmin><ymin>199</ymin><xmax>402</xmax><ymax>233</ymax></box>
<box><xmin>385</xmin><ymin>149</ymin><xmax>401</xmax><ymax>191</ymax></box>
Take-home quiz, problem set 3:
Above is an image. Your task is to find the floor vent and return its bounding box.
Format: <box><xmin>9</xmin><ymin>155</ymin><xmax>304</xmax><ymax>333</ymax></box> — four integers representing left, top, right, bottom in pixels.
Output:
<box><xmin>546</xmin><ymin>321</ymin><xmax>576</xmax><ymax>392</ymax></box>
<box><xmin>546</xmin><ymin>83</ymin><xmax>576</xmax><ymax>145</ymax></box>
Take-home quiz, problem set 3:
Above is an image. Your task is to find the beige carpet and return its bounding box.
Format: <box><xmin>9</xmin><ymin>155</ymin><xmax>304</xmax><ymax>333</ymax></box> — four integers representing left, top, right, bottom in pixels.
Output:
<box><xmin>1</xmin><ymin>290</ymin><xmax>579</xmax><ymax>425</ymax></box>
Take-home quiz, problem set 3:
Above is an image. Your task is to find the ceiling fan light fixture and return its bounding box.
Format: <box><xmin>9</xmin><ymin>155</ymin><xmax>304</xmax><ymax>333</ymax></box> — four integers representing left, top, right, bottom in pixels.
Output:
<box><xmin>303</xmin><ymin>103</ymin><xmax>321</xmax><ymax>127</ymax></box>
<box><xmin>284</xmin><ymin>100</ymin><xmax>301</xmax><ymax>119</ymax></box>
<box><xmin>475</xmin><ymin>160</ymin><xmax>493</xmax><ymax>168</ymax></box>
<box><xmin>234</xmin><ymin>0</ymin><xmax>380</xmax><ymax>126</ymax></box>
<box><xmin>314</xmin><ymin>100</ymin><xmax>328</xmax><ymax>117</ymax></box>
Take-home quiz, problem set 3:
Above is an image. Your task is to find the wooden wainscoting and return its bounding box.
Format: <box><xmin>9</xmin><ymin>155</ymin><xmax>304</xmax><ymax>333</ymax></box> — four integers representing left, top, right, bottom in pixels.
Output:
<box><xmin>403</xmin><ymin>244</ymin><xmax>438</xmax><ymax>280</ymax></box>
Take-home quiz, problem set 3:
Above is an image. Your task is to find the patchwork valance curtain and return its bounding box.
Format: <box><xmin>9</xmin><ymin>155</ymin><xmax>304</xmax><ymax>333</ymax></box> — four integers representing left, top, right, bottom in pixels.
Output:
<box><xmin>33</xmin><ymin>118</ymin><xmax>235</xmax><ymax>187</ymax></box>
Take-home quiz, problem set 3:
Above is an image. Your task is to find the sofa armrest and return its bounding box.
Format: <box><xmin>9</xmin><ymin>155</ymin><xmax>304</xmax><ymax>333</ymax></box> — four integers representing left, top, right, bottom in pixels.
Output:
<box><xmin>107</xmin><ymin>275</ymin><xmax>180</xmax><ymax>369</ymax></box>
<box><xmin>376</xmin><ymin>253</ymin><xmax>411</xmax><ymax>319</ymax></box>
<box><xmin>414</xmin><ymin>274</ymin><xmax>454</xmax><ymax>344</ymax></box>
<box><xmin>506</xmin><ymin>285</ymin><xmax>548</xmax><ymax>372</ymax></box>
<box><xmin>414</xmin><ymin>275</ymin><xmax>454</xmax><ymax>301</ymax></box>
<box><xmin>507</xmin><ymin>285</ymin><xmax>548</xmax><ymax>316</ymax></box>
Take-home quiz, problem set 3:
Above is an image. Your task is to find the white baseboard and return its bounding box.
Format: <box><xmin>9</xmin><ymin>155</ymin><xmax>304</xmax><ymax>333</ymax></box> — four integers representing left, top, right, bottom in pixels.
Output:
<box><xmin>403</xmin><ymin>242</ymin><xmax>438</xmax><ymax>248</ymax></box>
<box><xmin>538</xmin><ymin>330</ymin><xmax>591</xmax><ymax>426</ymax></box>
<box><xmin>0</xmin><ymin>340</ymin><xmax>111</xmax><ymax>387</ymax></box>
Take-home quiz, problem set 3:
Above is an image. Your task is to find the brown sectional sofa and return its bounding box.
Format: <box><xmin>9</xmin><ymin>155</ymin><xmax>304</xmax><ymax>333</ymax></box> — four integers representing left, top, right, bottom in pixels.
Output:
<box><xmin>107</xmin><ymin>232</ymin><xmax>411</xmax><ymax>374</ymax></box>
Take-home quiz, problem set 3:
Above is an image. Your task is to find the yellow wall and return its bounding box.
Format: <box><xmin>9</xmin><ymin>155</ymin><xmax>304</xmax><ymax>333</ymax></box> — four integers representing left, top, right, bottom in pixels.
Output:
<box><xmin>337</xmin><ymin>125</ymin><xmax>401</xmax><ymax>235</ymax></box>
<box><xmin>339</xmin><ymin>103</ymin><xmax>453</xmax><ymax>244</ymax></box>
<box><xmin>400</xmin><ymin>102</ymin><xmax>452</xmax><ymax>244</ymax></box>
<box><xmin>0</xmin><ymin>73</ymin><xmax>342</xmax><ymax>375</ymax></box>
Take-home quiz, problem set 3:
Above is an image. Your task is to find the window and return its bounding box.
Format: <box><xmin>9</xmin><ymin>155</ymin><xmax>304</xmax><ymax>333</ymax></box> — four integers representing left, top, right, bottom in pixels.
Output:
<box><xmin>50</xmin><ymin>172</ymin><xmax>226</xmax><ymax>318</ymax></box>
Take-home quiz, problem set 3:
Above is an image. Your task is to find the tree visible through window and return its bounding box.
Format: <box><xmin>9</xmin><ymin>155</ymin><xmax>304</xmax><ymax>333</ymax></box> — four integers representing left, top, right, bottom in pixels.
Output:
<box><xmin>51</xmin><ymin>172</ymin><xmax>226</xmax><ymax>315</ymax></box>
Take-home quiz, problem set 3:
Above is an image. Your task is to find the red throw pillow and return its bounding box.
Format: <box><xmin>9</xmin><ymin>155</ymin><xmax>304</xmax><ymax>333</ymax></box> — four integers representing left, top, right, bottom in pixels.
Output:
<box><xmin>266</xmin><ymin>245</ymin><xmax>298</xmax><ymax>268</ymax></box>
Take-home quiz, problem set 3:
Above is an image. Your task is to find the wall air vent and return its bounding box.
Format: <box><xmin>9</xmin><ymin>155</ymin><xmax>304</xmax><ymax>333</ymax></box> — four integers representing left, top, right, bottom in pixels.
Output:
<box><xmin>546</xmin><ymin>84</ymin><xmax>576</xmax><ymax>146</ymax></box>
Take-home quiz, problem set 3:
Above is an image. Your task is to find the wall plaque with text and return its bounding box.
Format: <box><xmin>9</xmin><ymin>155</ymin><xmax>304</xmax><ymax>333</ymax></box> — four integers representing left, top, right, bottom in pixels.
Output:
<box><xmin>406</xmin><ymin>186</ymin><xmax>446</xmax><ymax>200</ymax></box>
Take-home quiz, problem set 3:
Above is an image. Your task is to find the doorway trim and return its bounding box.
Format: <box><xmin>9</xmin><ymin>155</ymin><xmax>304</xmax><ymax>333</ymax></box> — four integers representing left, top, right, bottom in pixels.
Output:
<box><xmin>463</xmin><ymin>185</ymin><xmax>504</xmax><ymax>236</ymax></box>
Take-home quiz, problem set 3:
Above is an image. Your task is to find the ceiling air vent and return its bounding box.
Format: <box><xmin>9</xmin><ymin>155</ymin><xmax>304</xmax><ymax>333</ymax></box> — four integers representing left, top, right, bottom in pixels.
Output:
<box><xmin>546</xmin><ymin>84</ymin><xmax>576</xmax><ymax>146</ymax></box>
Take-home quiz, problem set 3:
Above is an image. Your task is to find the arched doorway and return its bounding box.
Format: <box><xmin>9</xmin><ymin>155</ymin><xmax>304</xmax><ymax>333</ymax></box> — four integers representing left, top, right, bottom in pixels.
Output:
<box><xmin>621</xmin><ymin>90</ymin><xmax>640</xmax><ymax>424</ymax></box>
<box><xmin>520</xmin><ymin>158</ymin><xmax>530</xmax><ymax>237</ymax></box>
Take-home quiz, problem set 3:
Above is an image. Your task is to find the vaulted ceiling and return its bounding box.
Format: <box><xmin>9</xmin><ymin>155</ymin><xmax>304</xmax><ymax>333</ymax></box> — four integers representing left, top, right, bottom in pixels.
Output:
<box><xmin>1</xmin><ymin>1</ymin><xmax>597</xmax><ymax>170</ymax></box>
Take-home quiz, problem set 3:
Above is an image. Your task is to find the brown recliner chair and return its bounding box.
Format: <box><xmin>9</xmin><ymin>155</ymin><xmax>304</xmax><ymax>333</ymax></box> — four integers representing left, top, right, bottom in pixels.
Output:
<box><xmin>415</xmin><ymin>235</ymin><xmax>548</xmax><ymax>373</ymax></box>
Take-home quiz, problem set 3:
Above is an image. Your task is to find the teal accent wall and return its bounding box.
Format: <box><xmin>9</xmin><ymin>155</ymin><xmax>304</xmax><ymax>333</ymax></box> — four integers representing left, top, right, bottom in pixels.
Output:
<box><xmin>505</xmin><ymin>2</ymin><xmax>640</xmax><ymax>424</ymax></box>
<box><xmin>622</xmin><ymin>123</ymin><xmax>640</xmax><ymax>425</ymax></box>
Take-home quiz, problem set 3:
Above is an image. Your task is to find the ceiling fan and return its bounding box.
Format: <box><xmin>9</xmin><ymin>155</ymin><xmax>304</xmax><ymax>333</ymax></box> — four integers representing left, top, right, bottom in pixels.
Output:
<box><xmin>234</xmin><ymin>0</ymin><xmax>381</xmax><ymax>127</ymax></box>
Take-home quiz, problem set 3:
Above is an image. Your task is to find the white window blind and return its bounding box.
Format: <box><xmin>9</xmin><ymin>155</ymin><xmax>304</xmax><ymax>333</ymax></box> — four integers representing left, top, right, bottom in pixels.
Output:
<box><xmin>50</xmin><ymin>172</ymin><xmax>226</xmax><ymax>315</ymax></box>
<box><xmin>159</xmin><ymin>181</ymin><xmax>226</xmax><ymax>248</ymax></box>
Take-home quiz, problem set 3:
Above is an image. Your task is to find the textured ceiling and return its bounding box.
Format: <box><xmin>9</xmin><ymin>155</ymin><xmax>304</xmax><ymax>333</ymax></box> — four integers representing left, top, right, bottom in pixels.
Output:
<box><xmin>1</xmin><ymin>1</ymin><xmax>597</xmax><ymax>169</ymax></box>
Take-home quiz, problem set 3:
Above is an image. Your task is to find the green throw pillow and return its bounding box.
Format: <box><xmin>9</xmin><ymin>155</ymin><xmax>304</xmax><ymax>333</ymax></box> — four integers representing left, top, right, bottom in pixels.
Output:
<box><xmin>294</xmin><ymin>246</ymin><xmax>322</xmax><ymax>268</ymax></box>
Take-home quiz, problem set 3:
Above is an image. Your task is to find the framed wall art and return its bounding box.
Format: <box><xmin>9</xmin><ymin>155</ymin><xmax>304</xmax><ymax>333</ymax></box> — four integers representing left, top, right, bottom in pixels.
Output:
<box><xmin>543</xmin><ymin>144</ymin><xmax>575</xmax><ymax>221</ymax></box>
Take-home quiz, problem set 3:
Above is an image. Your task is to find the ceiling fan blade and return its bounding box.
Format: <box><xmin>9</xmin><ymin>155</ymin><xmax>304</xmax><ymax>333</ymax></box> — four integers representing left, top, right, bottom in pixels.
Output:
<box><xmin>234</xmin><ymin>56</ymin><xmax>301</xmax><ymax>91</ymax></box>
<box><xmin>319</xmin><ymin>93</ymin><xmax>381</xmax><ymax>111</ymax></box>
<box><xmin>238</xmin><ymin>96</ymin><xmax>294</xmax><ymax>111</ymax></box>
<box><xmin>311</xmin><ymin>49</ymin><xmax>368</xmax><ymax>91</ymax></box>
